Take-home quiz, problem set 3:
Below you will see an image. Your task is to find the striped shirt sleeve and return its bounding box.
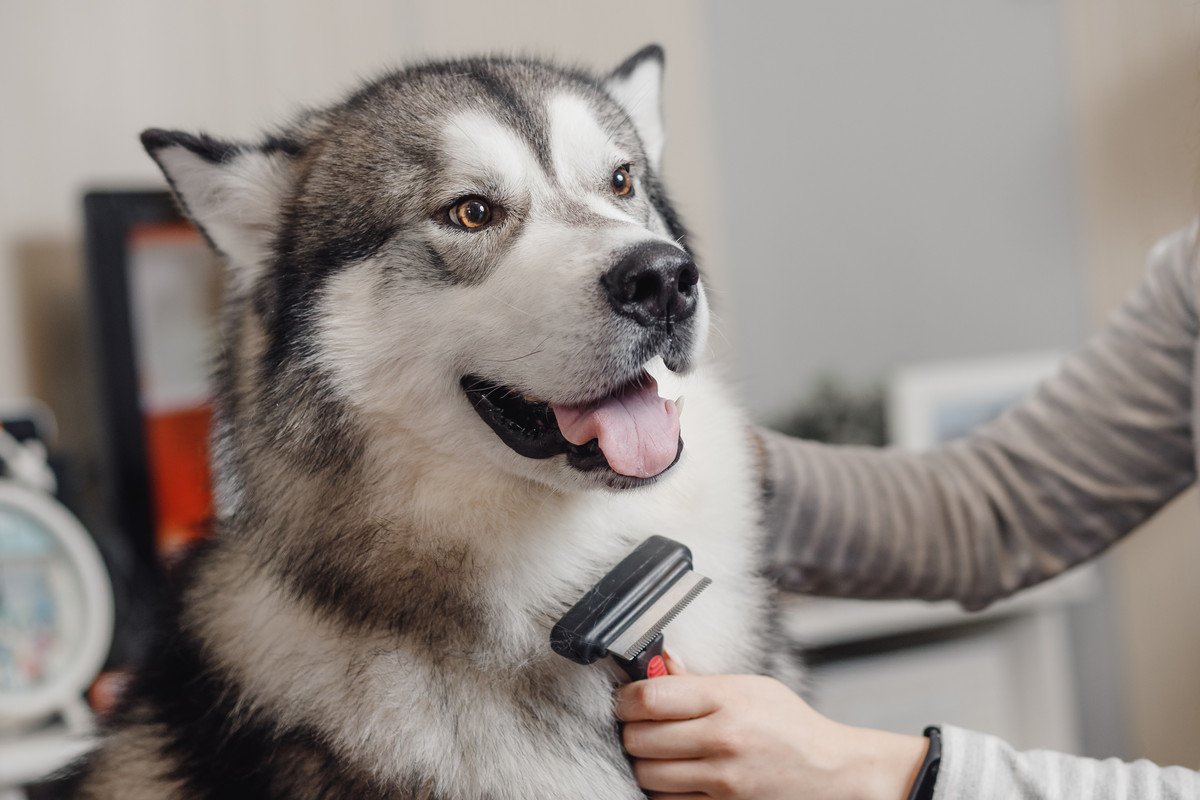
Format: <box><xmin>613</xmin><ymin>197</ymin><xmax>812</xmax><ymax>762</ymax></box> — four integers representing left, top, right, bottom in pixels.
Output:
<box><xmin>760</xmin><ymin>222</ymin><xmax>1200</xmax><ymax>610</ymax></box>
<box><xmin>934</xmin><ymin>725</ymin><xmax>1200</xmax><ymax>799</ymax></box>
<box><xmin>758</xmin><ymin>222</ymin><xmax>1200</xmax><ymax>796</ymax></box>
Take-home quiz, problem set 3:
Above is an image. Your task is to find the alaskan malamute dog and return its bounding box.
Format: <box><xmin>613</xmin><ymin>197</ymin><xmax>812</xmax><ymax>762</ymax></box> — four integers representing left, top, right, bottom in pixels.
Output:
<box><xmin>63</xmin><ymin>46</ymin><xmax>791</xmax><ymax>799</ymax></box>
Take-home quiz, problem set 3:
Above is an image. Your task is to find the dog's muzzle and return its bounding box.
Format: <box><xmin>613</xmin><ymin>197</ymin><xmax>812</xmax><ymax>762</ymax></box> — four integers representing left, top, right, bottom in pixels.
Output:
<box><xmin>602</xmin><ymin>242</ymin><xmax>699</xmax><ymax>333</ymax></box>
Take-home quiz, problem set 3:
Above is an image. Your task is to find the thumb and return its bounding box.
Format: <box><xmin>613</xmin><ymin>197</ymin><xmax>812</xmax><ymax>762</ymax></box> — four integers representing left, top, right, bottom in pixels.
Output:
<box><xmin>662</xmin><ymin>647</ymin><xmax>688</xmax><ymax>675</ymax></box>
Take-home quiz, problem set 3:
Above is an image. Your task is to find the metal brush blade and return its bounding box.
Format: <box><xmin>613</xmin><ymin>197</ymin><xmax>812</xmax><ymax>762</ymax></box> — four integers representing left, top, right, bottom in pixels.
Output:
<box><xmin>551</xmin><ymin>536</ymin><xmax>712</xmax><ymax>672</ymax></box>
<box><xmin>609</xmin><ymin>571</ymin><xmax>711</xmax><ymax>660</ymax></box>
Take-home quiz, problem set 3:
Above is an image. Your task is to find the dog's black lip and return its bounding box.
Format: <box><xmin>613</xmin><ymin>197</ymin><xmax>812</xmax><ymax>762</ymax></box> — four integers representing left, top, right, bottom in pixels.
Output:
<box><xmin>460</xmin><ymin>375</ymin><xmax>567</xmax><ymax>460</ymax></box>
<box><xmin>460</xmin><ymin>375</ymin><xmax>683</xmax><ymax>486</ymax></box>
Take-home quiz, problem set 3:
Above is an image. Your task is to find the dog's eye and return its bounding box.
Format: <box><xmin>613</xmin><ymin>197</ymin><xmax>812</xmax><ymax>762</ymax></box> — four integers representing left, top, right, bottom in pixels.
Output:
<box><xmin>449</xmin><ymin>197</ymin><xmax>493</xmax><ymax>230</ymax></box>
<box><xmin>611</xmin><ymin>165</ymin><xmax>633</xmax><ymax>197</ymax></box>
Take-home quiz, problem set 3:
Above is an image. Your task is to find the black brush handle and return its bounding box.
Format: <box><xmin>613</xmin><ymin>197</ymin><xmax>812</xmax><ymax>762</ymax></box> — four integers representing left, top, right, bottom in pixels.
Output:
<box><xmin>612</xmin><ymin>633</ymin><xmax>667</xmax><ymax>682</ymax></box>
<box><xmin>551</xmin><ymin>536</ymin><xmax>694</xmax><ymax>665</ymax></box>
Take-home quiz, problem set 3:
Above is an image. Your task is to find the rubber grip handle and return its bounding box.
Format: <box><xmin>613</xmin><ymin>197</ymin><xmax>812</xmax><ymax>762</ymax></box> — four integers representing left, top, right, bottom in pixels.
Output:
<box><xmin>612</xmin><ymin>633</ymin><xmax>667</xmax><ymax>681</ymax></box>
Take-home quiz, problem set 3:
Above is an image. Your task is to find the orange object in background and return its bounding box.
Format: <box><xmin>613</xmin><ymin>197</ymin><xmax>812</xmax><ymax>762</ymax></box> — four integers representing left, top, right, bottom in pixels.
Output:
<box><xmin>143</xmin><ymin>404</ymin><xmax>213</xmax><ymax>562</ymax></box>
<box><xmin>88</xmin><ymin>671</ymin><xmax>133</xmax><ymax>716</ymax></box>
<box><xmin>126</xmin><ymin>221</ymin><xmax>222</xmax><ymax>563</ymax></box>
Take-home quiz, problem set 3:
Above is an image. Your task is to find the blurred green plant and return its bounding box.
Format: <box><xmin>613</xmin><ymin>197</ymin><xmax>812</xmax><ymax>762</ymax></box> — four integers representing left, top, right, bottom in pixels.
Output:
<box><xmin>771</xmin><ymin>375</ymin><xmax>887</xmax><ymax>446</ymax></box>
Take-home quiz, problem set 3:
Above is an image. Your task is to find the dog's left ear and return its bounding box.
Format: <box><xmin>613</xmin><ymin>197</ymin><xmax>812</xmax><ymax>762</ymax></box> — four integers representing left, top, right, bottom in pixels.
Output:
<box><xmin>140</xmin><ymin>129</ymin><xmax>299</xmax><ymax>292</ymax></box>
<box><xmin>605</xmin><ymin>44</ymin><xmax>666</xmax><ymax>172</ymax></box>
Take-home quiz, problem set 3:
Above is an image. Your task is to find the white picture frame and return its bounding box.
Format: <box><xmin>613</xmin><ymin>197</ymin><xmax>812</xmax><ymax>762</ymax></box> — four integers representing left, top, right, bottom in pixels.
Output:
<box><xmin>888</xmin><ymin>350</ymin><xmax>1066</xmax><ymax>450</ymax></box>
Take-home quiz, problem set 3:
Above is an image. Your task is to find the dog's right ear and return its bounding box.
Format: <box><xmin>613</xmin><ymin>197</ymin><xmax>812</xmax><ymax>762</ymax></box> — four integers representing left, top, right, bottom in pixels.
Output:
<box><xmin>140</xmin><ymin>129</ymin><xmax>298</xmax><ymax>288</ymax></box>
<box><xmin>605</xmin><ymin>44</ymin><xmax>666</xmax><ymax>173</ymax></box>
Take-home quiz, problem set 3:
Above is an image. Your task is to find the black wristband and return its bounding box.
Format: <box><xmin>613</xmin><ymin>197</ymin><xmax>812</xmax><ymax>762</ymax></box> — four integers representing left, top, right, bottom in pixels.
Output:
<box><xmin>906</xmin><ymin>726</ymin><xmax>942</xmax><ymax>800</ymax></box>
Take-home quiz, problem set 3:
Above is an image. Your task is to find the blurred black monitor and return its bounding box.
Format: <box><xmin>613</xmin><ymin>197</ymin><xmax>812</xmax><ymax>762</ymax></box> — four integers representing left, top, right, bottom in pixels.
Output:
<box><xmin>83</xmin><ymin>190</ymin><xmax>219</xmax><ymax>576</ymax></box>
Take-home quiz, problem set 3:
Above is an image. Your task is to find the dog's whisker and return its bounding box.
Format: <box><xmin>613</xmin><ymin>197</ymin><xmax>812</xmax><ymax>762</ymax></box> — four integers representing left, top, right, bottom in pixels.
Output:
<box><xmin>486</xmin><ymin>347</ymin><xmax>546</xmax><ymax>364</ymax></box>
<box><xmin>497</xmin><ymin>298</ymin><xmax>536</xmax><ymax>318</ymax></box>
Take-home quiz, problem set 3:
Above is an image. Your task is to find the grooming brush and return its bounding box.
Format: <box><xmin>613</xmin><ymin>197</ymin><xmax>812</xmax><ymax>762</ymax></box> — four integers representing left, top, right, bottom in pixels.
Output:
<box><xmin>550</xmin><ymin>535</ymin><xmax>711</xmax><ymax>681</ymax></box>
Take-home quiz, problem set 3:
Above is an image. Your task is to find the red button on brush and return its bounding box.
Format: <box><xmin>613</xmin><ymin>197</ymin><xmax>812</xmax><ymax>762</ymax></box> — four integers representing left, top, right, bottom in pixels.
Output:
<box><xmin>646</xmin><ymin>655</ymin><xmax>668</xmax><ymax>678</ymax></box>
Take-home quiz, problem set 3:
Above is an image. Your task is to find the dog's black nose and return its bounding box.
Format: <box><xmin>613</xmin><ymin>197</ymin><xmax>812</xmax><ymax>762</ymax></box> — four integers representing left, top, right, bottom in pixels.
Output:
<box><xmin>602</xmin><ymin>243</ymin><xmax>700</xmax><ymax>329</ymax></box>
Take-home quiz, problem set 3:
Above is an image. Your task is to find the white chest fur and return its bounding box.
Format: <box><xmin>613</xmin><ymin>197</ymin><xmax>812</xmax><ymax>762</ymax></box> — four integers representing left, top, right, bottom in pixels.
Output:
<box><xmin>194</xmin><ymin>369</ymin><xmax>770</xmax><ymax>799</ymax></box>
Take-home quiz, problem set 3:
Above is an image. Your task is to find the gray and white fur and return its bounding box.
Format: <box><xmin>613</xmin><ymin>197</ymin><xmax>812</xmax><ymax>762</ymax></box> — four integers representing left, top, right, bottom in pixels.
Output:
<box><xmin>55</xmin><ymin>46</ymin><xmax>793</xmax><ymax>800</ymax></box>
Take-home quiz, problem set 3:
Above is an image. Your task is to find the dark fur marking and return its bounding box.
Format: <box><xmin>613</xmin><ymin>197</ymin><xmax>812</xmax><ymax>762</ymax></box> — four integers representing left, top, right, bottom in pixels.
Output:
<box><xmin>254</xmin><ymin>363</ymin><xmax>366</xmax><ymax>475</ymax></box>
<box><xmin>747</xmin><ymin>428</ymin><xmax>775</xmax><ymax>508</ymax></box>
<box><xmin>273</xmin><ymin>516</ymin><xmax>490</xmax><ymax>640</ymax></box>
<box><xmin>259</xmin><ymin>187</ymin><xmax>399</xmax><ymax>375</ymax></box>
<box><xmin>472</xmin><ymin>65</ymin><xmax>554</xmax><ymax>175</ymax></box>
<box><xmin>23</xmin><ymin>758</ymin><xmax>92</xmax><ymax>799</ymax></box>
<box><xmin>139</xmin><ymin>131</ymin><xmax>228</xmax><ymax>254</ymax></box>
<box><xmin>140</xmin><ymin>129</ymin><xmax>243</xmax><ymax>163</ymax></box>
<box><xmin>97</xmin><ymin>551</ymin><xmax>441</xmax><ymax>800</ymax></box>
<box><xmin>609</xmin><ymin>44</ymin><xmax>664</xmax><ymax>81</ymax></box>
<box><xmin>259</xmin><ymin>134</ymin><xmax>304</xmax><ymax>158</ymax></box>
<box><xmin>424</xmin><ymin>243</ymin><xmax>448</xmax><ymax>277</ymax></box>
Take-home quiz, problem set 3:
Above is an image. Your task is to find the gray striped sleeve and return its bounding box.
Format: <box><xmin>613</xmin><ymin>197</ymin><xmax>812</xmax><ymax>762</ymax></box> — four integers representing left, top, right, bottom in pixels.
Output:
<box><xmin>934</xmin><ymin>725</ymin><xmax>1200</xmax><ymax>799</ymax></box>
<box><xmin>760</xmin><ymin>222</ymin><xmax>1200</xmax><ymax>610</ymax></box>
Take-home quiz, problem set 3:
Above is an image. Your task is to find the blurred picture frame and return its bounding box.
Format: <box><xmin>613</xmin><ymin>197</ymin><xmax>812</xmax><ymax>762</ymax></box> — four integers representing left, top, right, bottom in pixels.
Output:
<box><xmin>888</xmin><ymin>351</ymin><xmax>1065</xmax><ymax>450</ymax></box>
<box><xmin>83</xmin><ymin>191</ymin><xmax>220</xmax><ymax>570</ymax></box>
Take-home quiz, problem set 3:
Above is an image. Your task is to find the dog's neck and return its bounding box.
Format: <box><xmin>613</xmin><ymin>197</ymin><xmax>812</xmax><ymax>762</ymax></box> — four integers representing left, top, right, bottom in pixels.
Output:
<box><xmin>182</xmin><ymin>366</ymin><xmax>770</xmax><ymax>800</ymax></box>
<box><xmin>214</xmin><ymin>420</ymin><xmax>641</xmax><ymax>653</ymax></box>
<box><xmin>365</xmin><ymin>433</ymin><xmax>575</xmax><ymax>541</ymax></box>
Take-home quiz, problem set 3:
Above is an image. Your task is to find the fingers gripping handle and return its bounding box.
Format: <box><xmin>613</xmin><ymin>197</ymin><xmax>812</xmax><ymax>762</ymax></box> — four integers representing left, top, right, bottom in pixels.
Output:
<box><xmin>612</xmin><ymin>633</ymin><xmax>668</xmax><ymax>681</ymax></box>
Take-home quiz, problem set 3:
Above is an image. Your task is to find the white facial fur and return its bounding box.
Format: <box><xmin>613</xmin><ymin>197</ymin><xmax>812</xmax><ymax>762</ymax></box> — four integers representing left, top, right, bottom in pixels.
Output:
<box><xmin>311</xmin><ymin>93</ymin><xmax>708</xmax><ymax>491</ymax></box>
<box><xmin>438</xmin><ymin>110</ymin><xmax>541</xmax><ymax>201</ymax></box>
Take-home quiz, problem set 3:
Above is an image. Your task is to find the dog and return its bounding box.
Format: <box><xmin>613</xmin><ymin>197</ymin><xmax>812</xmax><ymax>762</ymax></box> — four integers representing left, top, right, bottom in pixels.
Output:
<box><xmin>55</xmin><ymin>45</ymin><xmax>793</xmax><ymax>799</ymax></box>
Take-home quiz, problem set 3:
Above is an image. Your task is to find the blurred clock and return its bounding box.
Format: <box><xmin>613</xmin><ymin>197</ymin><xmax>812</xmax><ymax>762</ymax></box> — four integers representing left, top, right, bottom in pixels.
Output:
<box><xmin>0</xmin><ymin>479</ymin><xmax>113</xmax><ymax>728</ymax></box>
<box><xmin>0</xmin><ymin>424</ymin><xmax>114</xmax><ymax>791</ymax></box>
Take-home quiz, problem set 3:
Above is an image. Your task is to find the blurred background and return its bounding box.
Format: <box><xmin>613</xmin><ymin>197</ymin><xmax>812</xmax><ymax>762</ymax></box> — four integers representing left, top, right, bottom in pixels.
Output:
<box><xmin>1</xmin><ymin>0</ymin><xmax>1199</xmax><ymax>782</ymax></box>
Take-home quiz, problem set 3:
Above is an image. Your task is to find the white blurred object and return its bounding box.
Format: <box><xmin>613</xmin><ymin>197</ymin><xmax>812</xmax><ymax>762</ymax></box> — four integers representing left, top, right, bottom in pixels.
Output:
<box><xmin>787</xmin><ymin>351</ymin><xmax>1108</xmax><ymax>756</ymax></box>
<box><xmin>0</xmin><ymin>410</ymin><xmax>112</xmax><ymax>790</ymax></box>
<box><xmin>783</xmin><ymin>565</ymin><xmax>1098</xmax><ymax>649</ymax></box>
<box><xmin>809</xmin><ymin>610</ymin><xmax>1082</xmax><ymax>753</ymax></box>
<box><xmin>0</xmin><ymin>429</ymin><xmax>55</xmax><ymax>496</ymax></box>
<box><xmin>888</xmin><ymin>351</ymin><xmax>1065</xmax><ymax>451</ymax></box>
<box><xmin>0</xmin><ymin>400</ymin><xmax>57</xmax><ymax>495</ymax></box>
<box><xmin>788</xmin><ymin>572</ymin><xmax>1094</xmax><ymax>752</ymax></box>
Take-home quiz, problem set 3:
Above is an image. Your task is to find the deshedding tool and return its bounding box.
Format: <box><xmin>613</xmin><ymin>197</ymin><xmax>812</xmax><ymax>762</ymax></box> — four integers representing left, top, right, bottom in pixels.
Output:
<box><xmin>550</xmin><ymin>536</ymin><xmax>711</xmax><ymax>681</ymax></box>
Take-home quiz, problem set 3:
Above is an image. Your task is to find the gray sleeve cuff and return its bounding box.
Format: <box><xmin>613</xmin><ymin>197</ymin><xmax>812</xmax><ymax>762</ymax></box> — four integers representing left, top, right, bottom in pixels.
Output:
<box><xmin>933</xmin><ymin>725</ymin><xmax>1200</xmax><ymax>799</ymax></box>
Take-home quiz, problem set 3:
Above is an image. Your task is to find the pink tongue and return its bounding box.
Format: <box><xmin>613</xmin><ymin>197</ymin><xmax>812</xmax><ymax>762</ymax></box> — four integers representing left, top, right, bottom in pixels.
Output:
<box><xmin>551</xmin><ymin>378</ymin><xmax>681</xmax><ymax>479</ymax></box>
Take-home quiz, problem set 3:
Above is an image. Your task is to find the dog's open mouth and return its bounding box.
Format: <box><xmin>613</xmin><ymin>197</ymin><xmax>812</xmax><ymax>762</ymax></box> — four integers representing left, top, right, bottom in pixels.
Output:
<box><xmin>461</xmin><ymin>371</ymin><xmax>683</xmax><ymax>482</ymax></box>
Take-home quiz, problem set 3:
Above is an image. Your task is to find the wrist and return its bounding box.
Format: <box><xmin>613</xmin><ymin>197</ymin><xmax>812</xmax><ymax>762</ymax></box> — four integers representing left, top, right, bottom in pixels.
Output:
<box><xmin>843</xmin><ymin>726</ymin><xmax>929</xmax><ymax>800</ymax></box>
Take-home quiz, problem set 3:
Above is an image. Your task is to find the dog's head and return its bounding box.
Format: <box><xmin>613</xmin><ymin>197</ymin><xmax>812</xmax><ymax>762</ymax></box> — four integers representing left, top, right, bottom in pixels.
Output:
<box><xmin>143</xmin><ymin>46</ymin><xmax>706</xmax><ymax>493</ymax></box>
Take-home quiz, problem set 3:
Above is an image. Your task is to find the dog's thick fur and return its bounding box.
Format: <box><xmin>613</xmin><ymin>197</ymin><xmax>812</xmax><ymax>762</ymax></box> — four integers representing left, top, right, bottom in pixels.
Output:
<box><xmin>59</xmin><ymin>47</ymin><xmax>792</xmax><ymax>799</ymax></box>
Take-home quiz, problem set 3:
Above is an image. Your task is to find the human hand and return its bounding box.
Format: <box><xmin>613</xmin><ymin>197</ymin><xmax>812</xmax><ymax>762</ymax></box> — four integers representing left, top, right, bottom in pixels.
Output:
<box><xmin>616</xmin><ymin>665</ymin><xmax>927</xmax><ymax>800</ymax></box>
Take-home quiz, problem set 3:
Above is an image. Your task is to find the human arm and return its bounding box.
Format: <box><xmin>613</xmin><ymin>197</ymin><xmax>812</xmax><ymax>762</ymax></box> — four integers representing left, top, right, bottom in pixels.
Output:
<box><xmin>617</xmin><ymin>673</ymin><xmax>1200</xmax><ymax>800</ymax></box>
<box><xmin>617</xmin><ymin>673</ymin><xmax>926</xmax><ymax>800</ymax></box>
<box><xmin>760</xmin><ymin>224</ymin><xmax>1200</xmax><ymax>608</ymax></box>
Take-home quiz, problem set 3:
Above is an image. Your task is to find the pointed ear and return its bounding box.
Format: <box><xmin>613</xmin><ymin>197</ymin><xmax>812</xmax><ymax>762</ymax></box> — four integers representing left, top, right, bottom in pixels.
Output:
<box><xmin>140</xmin><ymin>129</ymin><xmax>299</xmax><ymax>290</ymax></box>
<box><xmin>605</xmin><ymin>44</ymin><xmax>666</xmax><ymax>171</ymax></box>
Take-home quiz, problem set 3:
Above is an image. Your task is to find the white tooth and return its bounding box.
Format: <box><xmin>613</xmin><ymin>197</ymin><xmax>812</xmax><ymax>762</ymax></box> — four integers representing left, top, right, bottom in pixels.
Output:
<box><xmin>645</xmin><ymin>355</ymin><xmax>684</xmax><ymax>400</ymax></box>
<box><xmin>674</xmin><ymin>396</ymin><xmax>685</xmax><ymax>416</ymax></box>
<box><xmin>644</xmin><ymin>355</ymin><xmax>667</xmax><ymax>377</ymax></box>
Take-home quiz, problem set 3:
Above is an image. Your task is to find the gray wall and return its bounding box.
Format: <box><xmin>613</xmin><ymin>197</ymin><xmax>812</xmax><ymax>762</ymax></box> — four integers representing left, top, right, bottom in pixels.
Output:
<box><xmin>700</xmin><ymin>1</ymin><xmax>1087</xmax><ymax>422</ymax></box>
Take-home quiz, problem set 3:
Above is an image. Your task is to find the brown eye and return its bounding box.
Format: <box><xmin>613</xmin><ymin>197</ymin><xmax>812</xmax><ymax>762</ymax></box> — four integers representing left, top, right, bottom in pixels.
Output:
<box><xmin>611</xmin><ymin>165</ymin><xmax>633</xmax><ymax>197</ymax></box>
<box><xmin>450</xmin><ymin>197</ymin><xmax>492</xmax><ymax>229</ymax></box>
